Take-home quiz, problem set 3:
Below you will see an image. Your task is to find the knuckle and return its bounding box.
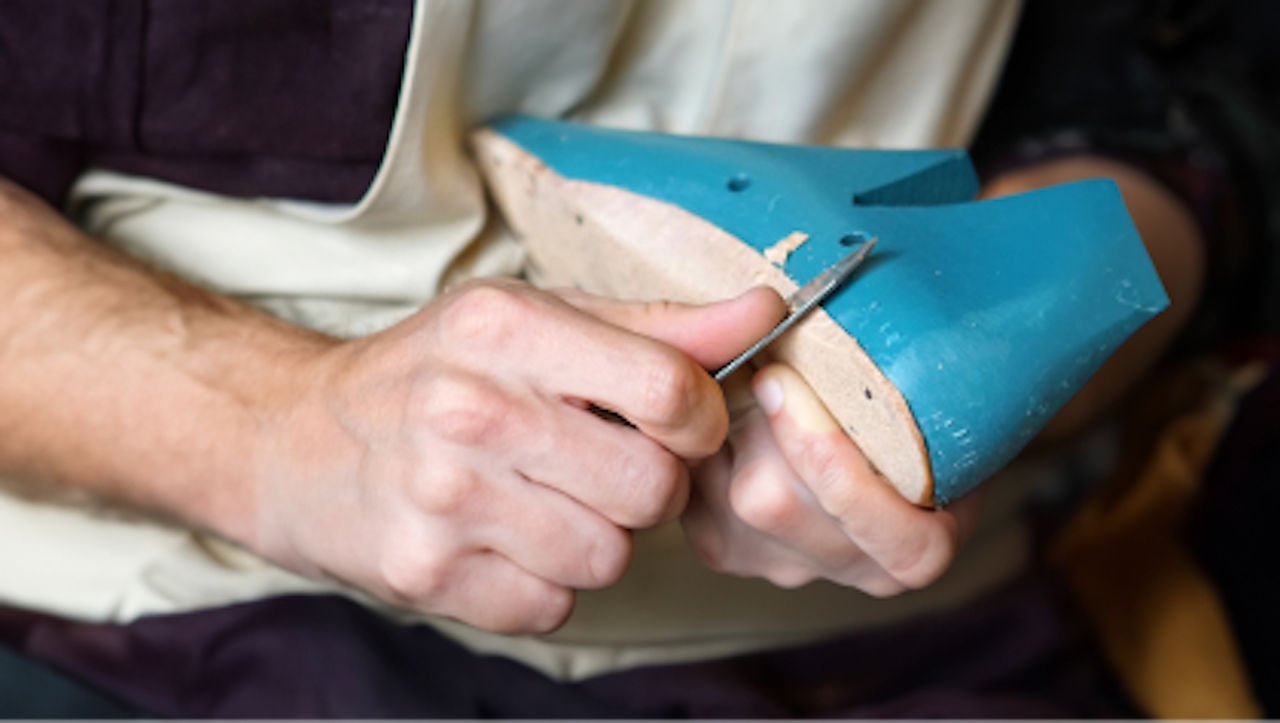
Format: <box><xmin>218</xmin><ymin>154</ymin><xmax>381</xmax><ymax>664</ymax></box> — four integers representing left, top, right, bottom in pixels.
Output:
<box><xmin>585</xmin><ymin>529</ymin><xmax>632</xmax><ymax>588</ymax></box>
<box><xmin>414</xmin><ymin>465</ymin><xmax>480</xmax><ymax>516</ymax></box>
<box><xmin>523</xmin><ymin>587</ymin><xmax>575</xmax><ymax>634</ymax></box>
<box><xmin>637</xmin><ymin>351</ymin><xmax>702</xmax><ymax>425</ymax></box>
<box><xmin>617</xmin><ymin>450</ymin><xmax>686</xmax><ymax>527</ymax></box>
<box><xmin>883</xmin><ymin>527</ymin><xmax>954</xmax><ymax>590</ymax></box>
<box><xmin>437</xmin><ymin>282</ymin><xmax>536</xmax><ymax>351</ymax></box>
<box><xmin>378</xmin><ymin>545</ymin><xmax>450</xmax><ymax>605</ymax></box>
<box><xmin>451</xmin><ymin>579</ymin><xmax>573</xmax><ymax>636</ymax></box>
<box><xmin>803</xmin><ymin>445</ymin><xmax>864</xmax><ymax>520</ymax></box>
<box><xmin>803</xmin><ymin>440</ymin><xmax>844</xmax><ymax>490</ymax></box>
<box><xmin>419</xmin><ymin>375</ymin><xmax>512</xmax><ymax>448</ymax></box>
<box><xmin>729</xmin><ymin>462</ymin><xmax>801</xmax><ymax>535</ymax></box>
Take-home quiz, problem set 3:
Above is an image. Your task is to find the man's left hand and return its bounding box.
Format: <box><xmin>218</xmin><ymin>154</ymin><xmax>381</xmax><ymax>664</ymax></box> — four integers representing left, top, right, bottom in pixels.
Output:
<box><xmin>683</xmin><ymin>363</ymin><xmax>981</xmax><ymax>595</ymax></box>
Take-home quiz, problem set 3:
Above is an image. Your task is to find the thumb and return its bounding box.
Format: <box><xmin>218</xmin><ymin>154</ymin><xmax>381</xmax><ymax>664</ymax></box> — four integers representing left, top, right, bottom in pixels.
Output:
<box><xmin>555</xmin><ymin>286</ymin><xmax>787</xmax><ymax>370</ymax></box>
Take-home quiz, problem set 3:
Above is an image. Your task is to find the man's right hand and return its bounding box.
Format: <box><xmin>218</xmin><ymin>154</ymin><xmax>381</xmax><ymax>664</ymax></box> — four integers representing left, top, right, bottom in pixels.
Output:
<box><xmin>247</xmin><ymin>280</ymin><xmax>783</xmax><ymax>633</ymax></box>
<box><xmin>0</xmin><ymin>177</ymin><xmax>782</xmax><ymax>634</ymax></box>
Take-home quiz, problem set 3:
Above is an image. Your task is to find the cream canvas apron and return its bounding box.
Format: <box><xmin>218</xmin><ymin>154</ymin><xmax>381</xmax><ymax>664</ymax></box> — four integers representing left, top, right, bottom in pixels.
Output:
<box><xmin>0</xmin><ymin>0</ymin><xmax>1026</xmax><ymax>680</ymax></box>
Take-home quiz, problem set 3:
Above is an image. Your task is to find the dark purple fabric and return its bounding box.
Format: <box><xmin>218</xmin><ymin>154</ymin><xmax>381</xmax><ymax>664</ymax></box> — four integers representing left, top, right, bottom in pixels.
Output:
<box><xmin>0</xmin><ymin>132</ymin><xmax>85</xmax><ymax>205</ymax></box>
<box><xmin>969</xmin><ymin>0</ymin><xmax>1280</xmax><ymax>340</ymax></box>
<box><xmin>578</xmin><ymin>577</ymin><xmax>1130</xmax><ymax>719</ymax></box>
<box><xmin>0</xmin><ymin>0</ymin><xmax>411</xmax><ymax>206</ymax></box>
<box><xmin>0</xmin><ymin>576</ymin><xmax>1132</xmax><ymax>718</ymax></box>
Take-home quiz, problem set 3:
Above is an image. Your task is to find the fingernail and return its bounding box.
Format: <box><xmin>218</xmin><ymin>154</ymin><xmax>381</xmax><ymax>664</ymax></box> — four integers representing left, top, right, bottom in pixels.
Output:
<box><xmin>772</xmin><ymin>367</ymin><xmax>839</xmax><ymax>433</ymax></box>
<box><xmin>754</xmin><ymin>376</ymin><xmax>784</xmax><ymax>415</ymax></box>
<box><xmin>739</xmin><ymin>285</ymin><xmax>787</xmax><ymax>312</ymax></box>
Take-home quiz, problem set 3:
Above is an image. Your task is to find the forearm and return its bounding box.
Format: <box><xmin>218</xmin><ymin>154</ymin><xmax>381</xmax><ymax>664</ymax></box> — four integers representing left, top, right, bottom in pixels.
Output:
<box><xmin>0</xmin><ymin>178</ymin><xmax>335</xmax><ymax>540</ymax></box>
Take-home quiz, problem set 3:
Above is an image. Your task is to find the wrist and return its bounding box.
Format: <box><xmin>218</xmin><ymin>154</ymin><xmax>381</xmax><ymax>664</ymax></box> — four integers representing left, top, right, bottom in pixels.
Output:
<box><xmin>171</xmin><ymin>314</ymin><xmax>343</xmax><ymax>549</ymax></box>
<box><xmin>226</xmin><ymin>333</ymin><xmax>359</xmax><ymax>560</ymax></box>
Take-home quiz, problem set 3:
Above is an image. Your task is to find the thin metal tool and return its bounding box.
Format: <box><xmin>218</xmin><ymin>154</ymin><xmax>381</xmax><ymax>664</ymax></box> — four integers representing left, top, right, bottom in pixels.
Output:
<box><xmin>713</xmin><ymin>237</ymin><xmax>877</xmax><ymax>382</ymax></box>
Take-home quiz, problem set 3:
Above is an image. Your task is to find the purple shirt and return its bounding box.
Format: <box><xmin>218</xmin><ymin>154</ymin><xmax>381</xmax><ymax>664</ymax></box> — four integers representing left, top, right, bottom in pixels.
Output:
<box><xmin>0</xmin><ymin>0</ymin><xmax>411</xmax><ymax>206</ymax></box>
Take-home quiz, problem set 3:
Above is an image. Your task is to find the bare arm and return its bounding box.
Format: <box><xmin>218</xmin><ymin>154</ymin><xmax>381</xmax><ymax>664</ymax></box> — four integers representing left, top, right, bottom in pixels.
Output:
<box><xmin>0</xmin><ymin>178</ymin><xmax>329</xmax><ymax>533</ymax></box>
<box><xmin>0</xmin><ymin>177</ymin><xmax>785</xmax><ymax>632</ymax></box>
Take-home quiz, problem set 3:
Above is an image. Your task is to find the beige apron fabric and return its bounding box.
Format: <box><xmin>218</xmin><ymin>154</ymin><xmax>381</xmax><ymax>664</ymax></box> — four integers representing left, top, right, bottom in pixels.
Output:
<box><xmin>0</xmin><ymin>0</ymin><xmax>1025</xmax><ymax>680</ymax></box>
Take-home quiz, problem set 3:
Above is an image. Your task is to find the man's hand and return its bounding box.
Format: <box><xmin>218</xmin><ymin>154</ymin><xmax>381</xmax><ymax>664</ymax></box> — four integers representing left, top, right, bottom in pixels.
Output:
<box><xmin>681</xmin><ymin>154</ymin><xmax>1205</xmax><ymax>594</ymax></box>
<box><xmin>248</xmin><ymin>280</ymin><xmax>785</xmax><ymax>633</ymax></box>
<box><xmin>683</xmin><ymin>364</ymin><xmax>981</xmax><ymax>596</ymax></box>
<box><xmin>0</xmin><ymin>176</ymin><xmax>788</xmax><ymax>635</ymax></box>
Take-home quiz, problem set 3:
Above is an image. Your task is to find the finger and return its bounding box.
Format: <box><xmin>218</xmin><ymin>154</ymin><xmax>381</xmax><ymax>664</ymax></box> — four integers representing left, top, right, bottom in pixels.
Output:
<box><xmin>685</xmin><ymin>471</ymin><xmax>818</xmax><ymax>588</ymax></box>
<box><xmin>554</xmin><ymin>286</ymin><xmax>787</xmax><ymax>370</ymax></box>
<box><xmin>724</xmin><ymin>406</ymin><xmax>871</xmax><ymax>570</ymax></box>
<box><xmin>402</xmin><ymin>453</ymin><xmax>627</xmax><ymax>589</ymax></box>
<box><xmin>465</xmin><ymin>471</ymin><xmax>633</xmax><ymax>590</ymax></box>
<box><xmin>522</xmin><ymin>401</ymin><xmax>691</xmax><ymax>528</ymax></box>
<box><xmin>419</xmin><ymin>375</ymin><xmax>690</xmax><ymax>529</ymax></box>
<box><xmin>720</xmin><ymin>418</ymin><xmax>909</xmax><ymax>593</ymax></box>
<box><xmin>720</xmin><ymin>361</ymin><xmax>760</xmax><ymax>418</ymax></box>
<box><xmin>442</xmin><ymin>552</ymin><xmax>576</xmax><ymax>634</ymax></box>
<box><xmin>436</xmin><ymin>282</ymin><xmax>729</xmax><ymax>457</ymax></box>
<box><xmin>683</xmin><ymin>427</ymin><xmax>823</xmax><ymax>587</ymax></box>
<box><xmin>686</xmin><ymin>400</ymin><xmax>918</xmax><ymax>594</ymax></box>
<box><xmin>753</xmin><ymin>364</ymin><xmax>960</xmax><ymax>589</ymax></box>
<box><xmin>828</xmin><ymin>559</ymin><xmax>910</xmax><ymax>597</ymax></box>
<box><xmin>687</xmin><ymin>457</ymin><xmax>902</xmax><ymax>592</ymax></box>
<box><xmin>681</xmin><ymin>448</ymin><xmax>733</xmax><ymax>570</ymax></box>
<box><xmin>535</xmin><ymin>305</ymin><xmax>730</xmax><ymax>458</ymax></box>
